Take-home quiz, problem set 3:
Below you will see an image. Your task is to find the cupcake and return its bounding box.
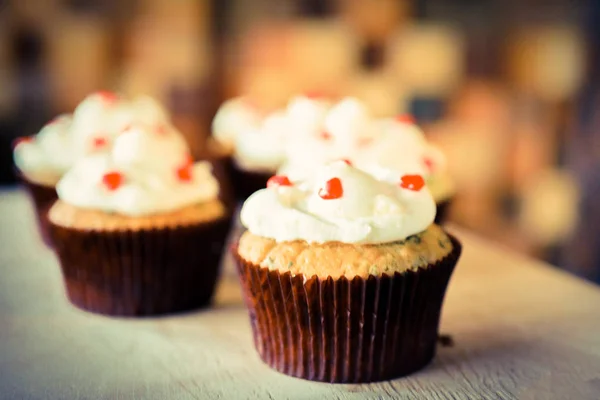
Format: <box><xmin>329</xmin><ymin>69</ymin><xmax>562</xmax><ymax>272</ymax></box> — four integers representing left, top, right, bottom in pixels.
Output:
<box><xmin>13</xmin><ymin>91</ymin><xmax>172</xmax><ymax>245</ymax></box>
<box><xmin>48</xmin><ymin>104</ymin><xmax>232</xmax><ymax>316</ymax></box>
<box><xmin>233</xmin><ymin>161</ymin><xmax>462</xmax><ymax>382</ymax></box>
<box><xmin>278</xmin><ymin>97</ymin><xmax>456</xmax><ymax>223</ymax></box>
<box><xmin>212</xmin><ymin>97</ymin><xmax>289</xmax><ymax>202</ymax></box>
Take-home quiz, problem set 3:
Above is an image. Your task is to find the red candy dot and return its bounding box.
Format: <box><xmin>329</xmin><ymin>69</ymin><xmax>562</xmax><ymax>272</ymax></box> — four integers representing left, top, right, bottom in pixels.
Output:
<box><xmin>156</xmin><ymin>124</ymin><xmax>167</xmax><ymax>135</ymax></box>
<box><xmin>121</xmin><ymin>124</ymin><xmax>133</xmax><ymax>133</ymax></box>
<box><xmin>176</xmin><ymin>165</ymin><xmax>193</xmax><ymax>182</ymax></box>
<box><xmin>423</xmin><ymin>157</ymin><xmax>435</xmax><ymax>172</ymax></box>
<box><xmin>102</xmin><ymin>171</ymin><xmax>123</xmax><ymax>191</ymax></box>
<box><xmin>96</xmin><ymin>91</ymin><xmax>118</xmax><ymax>104</ymax></box>
<box><xmin>395</xmin><ymin>114</ymin><xmax>415</xmax><ymax>124</ymax></box>
<box><xmin>318</xmin><ymin>177</ymin><xmax>343</xmax><ymax>200</ymax></box>
<box><xmin>319</xmin><ymin>130</ymin><xmax>332</xmax><ymax>141</ymax></box>
<box><xmin>400</xmin><ymin>175</ymin><xmax>425</xmax><ymax>191</ymax></box>
<box><xmin>176</xmin><ymin>155</ymin><xmax>194</xmax><ymax>182</ymax></box>
<box><xmin>357</xmin><ymin>137</ymin><xmax>373</xmax><ymax>147</ymax></box>
<box><xmin>305</xmin><ymin>91</ymin><xmax>326</xmax><ymax>99</ymax></box>
<box><xmin>267</xmin><ymin>175</ymin><xmax>293</xmax><ymax>189</ymax></box>
<box><xmin>92</xmin><ymin>136</ymin><xmax>107</xmax><ymax>149</ymax></box>
<box><xmin>12</xmin><ymin>136</ymin><xmax>33</xmax><ymax>148</ymax></box>
<box><xmin>243</xmin><ymin>97</ymin><xmax>262</xmax><ymax>112</ymax></box>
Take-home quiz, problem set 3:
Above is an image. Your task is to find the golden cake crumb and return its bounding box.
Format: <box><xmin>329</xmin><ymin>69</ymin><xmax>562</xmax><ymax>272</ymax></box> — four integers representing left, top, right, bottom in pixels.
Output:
<box><xmin>237</xmin><ymin>224</ymin><xmax>454</xmax><ymax>279</ymax></box>
<box><xmin>49</xmin><ymin>199</ymin><xmax>227</xmax><ymax>231</ymax></box>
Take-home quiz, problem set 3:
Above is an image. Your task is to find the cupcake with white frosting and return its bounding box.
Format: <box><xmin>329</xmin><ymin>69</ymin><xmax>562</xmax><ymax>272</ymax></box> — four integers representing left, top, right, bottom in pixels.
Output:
<box><xmin>278</xmin><ymin>97</ymin><xmax>456</xmax><ymax>222</ymax></box>
<box><xmin>233</xmin><ymin>161</ymin><xmax>462</xmax><ymax>382</ymax></box>
<box><xmin>12</xmin><ymin>91</ymin><xmax>173</xmax><ymax>245</ymax></box>
<box><xmin>48</xmin><ymin>98</ymin><xmax>232</xmax><ymax>316</ymax></box>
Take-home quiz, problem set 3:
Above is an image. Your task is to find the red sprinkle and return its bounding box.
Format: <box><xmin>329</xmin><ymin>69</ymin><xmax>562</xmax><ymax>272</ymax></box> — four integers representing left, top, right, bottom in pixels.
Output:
<box><xmin>339</xmin><ymin>159</ymin><xmax>352</xmax><ymax>166</ymax></box>
<box><xmin>96</xmin><ymin>91</ymin><xmax>118</xmax><ymax>104</ymax></box>
<box><xmin>319</xmin><ymin>130</ymin><xmax>332</xmax><ymax>141</ymax></box>
<box><xmin>176</xmin><ymin>154</ymin><xmax>194</xmax><ymax>182</ymax></box>
<box><xmin>156</xmin><ymin>124</ymin><xmax>167</xmax><ymax>135</ymax></box>
<box><xmin>305</xmin><ymin>91</ymin><xmax>326</xmax><ymax>99</ymax></box>
<box><xmin>318</xmin><ymin>177</ymin><xmax>343</xmax><ymax>200</ymax></box>
<box><xmin>176</xmin><ymin>164</ymin><xmax>193</xmax><ymax>182</ymax></box>
<box><xmin>267</xmin><ymin>175</ymin><xmax>293</xmax><ymax>189</ymax></box>
<box><xmin>92</xmin><ymin>136</ymin><xmax>107</xmax><ymax>149</ymax></box>
<box><xmin>357</xmin><ymin>137</ymin><xmax>373</xmax><ymax>147</ymax></box>
<box><xmin>395</xmin><ymin>114</ymin><xmax>415</xmax><ymax>124</ymax></box>
<box><xmin>243</xmin><ymin>97</ymin><xmax>261</xmax><ymax>112</ymax></box>
<box><xmin>102</xmin><ymin>171</ymin><xmax>123</xmax><ymax>191</ymax></box>
<box><xmin>12</xmin><ymin>136</ymin><xmax>34</xmax><ymax>148</ymax></box>
<box><xmin>400</xmin><ymin>175</ymin><xmax>425</xmax><ymax>191</ymax></box>
<box><xmin>423</xmin><ymin>157</ymin><xmax>435</xmax><ymax>172</ymax></box>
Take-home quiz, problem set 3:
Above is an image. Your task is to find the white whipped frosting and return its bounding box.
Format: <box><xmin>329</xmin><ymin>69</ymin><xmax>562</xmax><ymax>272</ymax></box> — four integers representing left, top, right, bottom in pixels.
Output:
<box><xmin>70</xmin><ymin>93</ymin><xmax>170</xmax><ymax>157</ymax></box>
<box><xmin>211</xmin><ymin>97</ymin><xmax>262</xmax><ymax>151</ymax></box>
<box><xmin>286</xmin><ymin>95</ymin><xmax>331</xmax><ymax>136</ymax></box>
<box><xmin>280</xmin><ymin>97</ymin><xmax>374</xmax><ymax>180</ymax></box>
<box><xmin>13</xmin><ymin>92</ymin><xmax>173</xmax><ymax>186</ymax></box>
<box><xmin>278</xmin><ymin>97</ymin><xmax>453</xmax><ymax>200</ymax></box>
<box><xmin>357</xmin><ymin>118</ymin><xmax>454</xmax><ymax>201</ymax></box>
<box><xmin>324</xmin><ymin>97</ymin><xmax>374</xmax><ymax>154</ymax></box>
<box><xmin>13</xmin><ymin>115</ymin><xmax>74</xmax><ymax>185</ymax></box>
<box><xmin>57</xmin><ymin>123</ymin><xmax>219</xmax><ymax>216</ymax></box>
<box><xmin>241</xmin><ymin>161</ymin><xmax>435</xmax><ymax>244</ymax></box>
<box><xmin>232</xmin><ymin>111</ymin><xmax>289</xmax><ymax>172</ymax></box>
<box><xmin>212</xmin><ymin>95</ymin><xmax>337</xmax><ymax>173</ymax></box>
<box><xmin>357</xmin><ymin>118</ymin><xmax>447</xmax><ymax>177</ymax></box>
<box><xmin>212</xmin><ymin>97</ymin><xmax>290</xmax><ymax>172</ymax></box>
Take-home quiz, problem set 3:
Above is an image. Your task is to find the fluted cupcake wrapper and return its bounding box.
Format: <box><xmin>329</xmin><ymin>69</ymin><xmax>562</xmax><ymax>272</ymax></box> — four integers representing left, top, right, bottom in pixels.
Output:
<box><xmin>224</xmin><ymin>156</ymin><xmax>272</xmax><ymax>203</ymax></box>
<box><xmin>50</xmin><ymin>215</ymin><xmax>232</xmax><ymax>317</ymax></box>
<box><xmin>233</xmin><ymin>235</ymin><xmax>462</xmax><ymax>383</ymax></box>
<box><xmin>17</xmin><ymin>172</ymin><xmax>58</xmax><ymax>247</ymax></box>
<box><xmin>434</xmin><ymin>197</ymin><xmax>453</xmax><ymax>224</ymax></box>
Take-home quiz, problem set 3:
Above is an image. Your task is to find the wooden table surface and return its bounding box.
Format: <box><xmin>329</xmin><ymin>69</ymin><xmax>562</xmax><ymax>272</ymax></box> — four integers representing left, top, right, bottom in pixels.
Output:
<box><xmin>1</xmin><ymin>188</ymin><xmax>600</xmax><ymax>400</ymax></box>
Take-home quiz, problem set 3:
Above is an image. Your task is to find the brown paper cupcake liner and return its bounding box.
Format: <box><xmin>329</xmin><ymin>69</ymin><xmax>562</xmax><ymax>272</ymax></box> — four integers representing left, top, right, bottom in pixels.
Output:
<box><xmin>233</xmin><ymin>235</ymin><xmax>462</xmax><ymax>383</ymax></box>
<box><xmin>224</xmin><ymin>156</ymin><xmax>272</xmax><ymax>202</ymax></box>
<box><xmin>50</xmin><ymin>215</ymin><xmax>232</xmax><ymax>316</ymax></box>
<box><xmin>16</xmin><ymin>171</ymin><xmax>58</xmax><ymax>247</ymax></box>
<box><xmin>435</xmin><ymin>197</ymin><xmax>454</xmax><ymax>224</ymax></box>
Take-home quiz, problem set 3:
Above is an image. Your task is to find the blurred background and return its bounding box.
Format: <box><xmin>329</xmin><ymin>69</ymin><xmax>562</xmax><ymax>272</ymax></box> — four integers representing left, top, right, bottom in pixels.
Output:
<box><xmin>0</xmin><ymin>0</ymin><xmax>599</xmax><ymax>283</ymax></box>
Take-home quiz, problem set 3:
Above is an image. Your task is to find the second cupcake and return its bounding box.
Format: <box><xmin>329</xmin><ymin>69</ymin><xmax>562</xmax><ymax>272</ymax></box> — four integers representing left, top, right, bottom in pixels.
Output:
<box><xmin>233</xmin><ymin>161</ymin><xmax>461</xmax><ymax>382</ymax></box>
<box><xmin>49</xmin><ymin>108</ymin><xmax>232</xmax><ymax>316</ymax></box>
